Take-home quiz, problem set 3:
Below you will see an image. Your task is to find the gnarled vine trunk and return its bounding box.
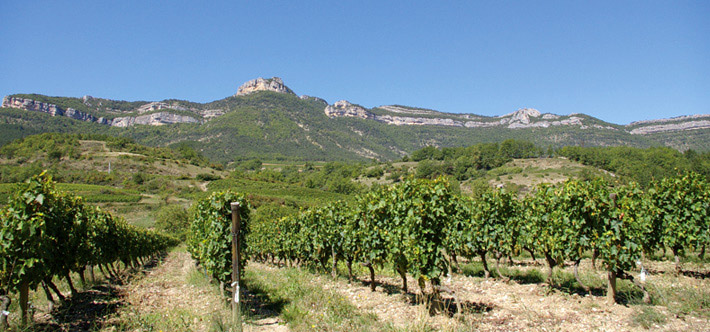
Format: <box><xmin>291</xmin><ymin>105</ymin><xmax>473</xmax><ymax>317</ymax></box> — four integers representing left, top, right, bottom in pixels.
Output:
<box><xmin>573</xmin><ymin>259</ymin><xmax>591</xmax><ymax>295</ymax></box>
<box><xmin>544</xmin><ymin>252</ymin><xmax>557</xmax><ymax>285</ymax></box>
<box><xmin>397</xmin><ymin>267</ymin><xmax>408</xmax><ymax>293</ymax></box>
<box><xmin>41</xmin><ymin>281</ymin><xmax>56</xmax><ymax>312</ymax></box>
<box><xmin>479</xmin><ymin>251</ymin><xmax>490</xmax><ymax>278</ymax></box>
<box><xmin>607</xmin><ymin>269</ymin><xmax>617</xmax><ymax>304</ymax></box>
<box><xmin>346</xmin><ymin>258</ymin><xmax>354</xmax><ymax>283</ymax></box>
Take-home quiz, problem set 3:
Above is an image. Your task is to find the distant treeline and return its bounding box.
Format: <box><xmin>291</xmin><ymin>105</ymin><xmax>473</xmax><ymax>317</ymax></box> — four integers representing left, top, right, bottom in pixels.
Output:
<box><xmin>0</xmin><ymin>133</ymin><xmax>209</xmax><ymax>166</ymax></box>
<box><xmin>558</xmin><ymin>146</ymin><xmax>710</xmax><ymax>187</ymax></box>
<box><xmin>406</xmin><ymin>139</ymin><xmax>545</xmax><ymax>180</ymax></box>
<box><xmin>407</xmin><ymin>140</ymin><xmax>710</xmax><ymax>186</ymax></box>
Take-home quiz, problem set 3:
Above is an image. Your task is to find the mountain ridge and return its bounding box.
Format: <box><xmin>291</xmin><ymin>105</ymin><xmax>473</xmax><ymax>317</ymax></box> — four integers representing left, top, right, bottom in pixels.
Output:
<box><xmin>2</xmin><ymin>77</ymin><xmax>710</xmax><ymax>162</ymax></box>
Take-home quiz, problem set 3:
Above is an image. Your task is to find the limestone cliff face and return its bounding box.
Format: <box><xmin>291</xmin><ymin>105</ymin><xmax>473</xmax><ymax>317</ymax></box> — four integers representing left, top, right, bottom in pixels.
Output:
<box><xmin>2</xmin><ymin>96</ymin><xmax>110</xmax><ymax>124</ymax></box>
<box><xmin>324</xmin><ymin>104</ymin><xmax>594</xmax><ymax>130</ymax></box>
<box><xmin>110</xmin><ymin>112</ymin><xmax>201</xmax><ymax>127</ymax></box>
<box><xmin>324</xmin><ymin>100</ymin><xmax>374</xmax><ymax>119</ymax></box>
<box><xmin>2</xmin><ymin>96</ymin><xmax>200</xmax><ymax>127</ymax></box>
<box><xmin>235</xmin><ymin>77</ymin><xmax>295</xmax><ymax>96</ymax></box>
<box><xmin>628</xmin><ymin>115</ymin><xmax>710</xmax><ymax>134</ymax></box>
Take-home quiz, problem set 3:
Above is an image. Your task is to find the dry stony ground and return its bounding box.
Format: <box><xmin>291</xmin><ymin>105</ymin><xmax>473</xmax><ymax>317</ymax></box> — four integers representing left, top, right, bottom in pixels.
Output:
<box><xmin>31</xmin><ymin>251</ymin><xmax>708</xmax><ymax>331</ymax></box>
<box><xmin>99</xmin><ymin>250</ymin><xmax>287</xmax><ymax>332</ymax></box>
<box><xmin>273</xmin><ymin>258</ymin><xmax>710</xmax><ymax>332</ymax></box>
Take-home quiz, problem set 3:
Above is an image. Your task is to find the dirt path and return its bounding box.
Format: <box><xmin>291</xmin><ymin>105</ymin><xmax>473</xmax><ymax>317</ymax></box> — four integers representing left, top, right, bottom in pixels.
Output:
<box><xmin>104</xmin><ymin>250</ymin><xmax>287</xmax><ymax>331</ymax></box>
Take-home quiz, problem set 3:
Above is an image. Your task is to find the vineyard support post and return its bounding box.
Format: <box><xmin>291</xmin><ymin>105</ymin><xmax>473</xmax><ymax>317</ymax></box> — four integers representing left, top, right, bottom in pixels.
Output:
<box><xmin>19</xmin><ymin>281</ymin><xmax>28</xmax><ymax>326</ymax></box>
<box><xmin>230</xmin><ymin>202</ymin><xmax>242</xmax><ymax>332</ymax></box>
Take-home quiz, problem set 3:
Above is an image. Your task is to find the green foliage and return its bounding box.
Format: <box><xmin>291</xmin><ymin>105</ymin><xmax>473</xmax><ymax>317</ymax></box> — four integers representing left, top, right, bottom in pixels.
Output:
<box><xmin>187</xmin><ymin>191</ymin><xmax>250</xmax><ymax>283</ymax></box>
<box><xmin>559</xmin><ymin>145</ymin><xmax>710</xmax><ymax>187</ymax></box>
<box><xmin>4</xmin><ymin>91</ymin><xmax>693</xmax><ymax>164</ymax></box>
<box><xmin>154</xmin><ymin>205</ymin><xmax>190</xmax><ymax>240</ymax></box>
<box><xmin>239</xmin><ymin>159</ymin><xmax>263</xmax><ymax>171</ymax></box>
<box><xmin>410</xmin><ymin>140</ymin><xmax>546</xmax><ymax>181</ymax></box>
<box><xmin>249</xmin><ymin>177</ymin><xmax>456</xmax><ymax>285</ymax></box>
<box><xmin>0</xmin><ymin>172</ymin><xmax>176</xmax><ymax>317</ymax></box>
<box><xmin>196</xmin><ymin>173</ymin><xmax>221</xmax><ymax>181</ymax></box>
<box><xmin>596</xmin><ymin>183</ymin><xmax>650</xmax><ymax>272</ymax></box>
<box><xmin>364</xmin><ymin>166</ymin><xmax>384</xmax><ymax>178</ymax></box>
<box><xmin>648</xmin><ymin>172</ymin><xmax>710</xmax><ymax>258</ymax></box>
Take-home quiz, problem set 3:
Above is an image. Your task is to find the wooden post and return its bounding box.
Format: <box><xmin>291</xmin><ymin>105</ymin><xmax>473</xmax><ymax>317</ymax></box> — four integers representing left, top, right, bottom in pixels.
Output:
<box><xmin>230</xmin><ymin>202</ymin><xmax>242</xmax><ymax>332</ymax></box>
<box><xmin>19</xmin><ymin>281</ymin><xmax>29</xmax><ymax>326</ymax></box>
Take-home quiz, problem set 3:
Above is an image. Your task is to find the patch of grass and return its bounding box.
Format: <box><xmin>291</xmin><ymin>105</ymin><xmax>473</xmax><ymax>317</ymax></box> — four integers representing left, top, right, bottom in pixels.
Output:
<box><xmin>244</xmin><ymin>265</ymin><xmax>384</xmax><ymax>331</ymax></box>
<box><xmin>649</xmin><ymin>283</ymin><xmax>710</xmax><ymax>318</ymax></box>
<box><xmin>460</xmin><ymin>261</ymin><xmax>546</xmax><ymax>284</ymax></box>
<box><xmin>632</xmin><ymin>306</ymin><xmax>667</xmax><ymax>329</ymax></box>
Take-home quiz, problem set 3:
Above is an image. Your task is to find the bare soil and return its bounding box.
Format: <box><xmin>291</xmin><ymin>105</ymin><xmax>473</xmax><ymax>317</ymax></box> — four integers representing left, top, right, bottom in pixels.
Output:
<box><xmin>285</xmin><ymin>259</ymin><xmax>710</xmax><ymax>331</ymax></box>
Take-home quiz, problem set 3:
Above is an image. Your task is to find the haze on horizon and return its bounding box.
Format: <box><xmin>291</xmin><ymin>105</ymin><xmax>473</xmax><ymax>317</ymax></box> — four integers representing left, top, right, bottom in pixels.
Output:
<box><xmin>0</xmin><ymin>1</ymin><xmax>708</xmax><ymax>125</ymax></box>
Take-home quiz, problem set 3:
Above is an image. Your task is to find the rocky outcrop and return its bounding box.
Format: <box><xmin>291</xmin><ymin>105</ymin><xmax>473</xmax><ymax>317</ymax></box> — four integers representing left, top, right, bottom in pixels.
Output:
<box><xmin>2</xmin><ymin>96</ymin><xmax>109</xmax><ymax>124</ymax></box>
<box><xmin>629</xmin><ymin>120</ymin><xmax>710</xmax><ymax>134</ymax></box>
<box><xmin>326</xmin><ymin>101</ymin><xmax>464</xmax><ymax>126</ymax></box>
<box><xmin>235</xmin><ymin>77</ymin><xmax>295</xmax><ymax>96</ymax></box>
<box><xmin>2</xmin><ymin>96</ymin><xmax>200</xmax><ymax>127</ymax></box>
<box><xmin>199</xmin><ymin>109</ymin><xmax>225</xmax><ymax>119</ymax></box>
<box><xmin>110</xmin><ymin>112</ymin><xmax>201</xmax><ymax>127</ymax></box>
<box><xmin>628</xmin><ymin>114</ymin><xmax>710</xmax><ymax>126</ymax></box>
<box><xmin>324</xmin><ymin>100</ymin><xmax>374</xmax><ymax>119</ymax></box>
<box><xmin>299</xmin><ymin>95</ymin><xmax>328</xmax><ymax>105</ymax></box>
<box><xmin>136</xmin><ymin>101</ymin><xmax>191</xmax><ymax>113</ymax></box>
<box><xmin>502</xmin><ymin>108</ymin><xmax>541</xmax><ymax>124</ymax></box>
<box><xmin>325</xmin><ymin>103</ymin><xmax>592</xmax><ymax>129</ymax></box>
<box><xmin>377</xmin><ymin>105</ymin><xmax>436</xmax><ymax>115</ymax></box>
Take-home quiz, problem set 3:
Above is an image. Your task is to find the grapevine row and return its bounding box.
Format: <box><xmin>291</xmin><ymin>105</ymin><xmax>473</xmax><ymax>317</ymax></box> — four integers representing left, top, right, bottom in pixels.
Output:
<box><xmin>0</xmin><ymin>173</ymin><xmax>178</xmax><ymax>327</ymax></box>
<box><xmin>246</xmin><ymin>172</ymin><xmax>710</xmax><ymax>305</ymax></box>
<box><xmin>187</xmin><ymin>191</ymin><xmax>250</xmax><ymax>287</ymax></box>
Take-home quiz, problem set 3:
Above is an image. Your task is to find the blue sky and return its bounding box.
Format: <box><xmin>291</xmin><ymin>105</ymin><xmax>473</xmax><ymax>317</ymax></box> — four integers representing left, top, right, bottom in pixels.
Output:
<box><xmin>1</xmin><ymin>1</ymin><xmax>708</xmax><ymax>124</ymax></box>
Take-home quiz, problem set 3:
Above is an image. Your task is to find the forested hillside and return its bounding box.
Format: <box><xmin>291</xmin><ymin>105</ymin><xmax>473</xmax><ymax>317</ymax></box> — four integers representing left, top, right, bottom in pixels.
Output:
<box><xmin>3</xmin><ymin>88</ymin><xmax>708</xmax><ymax>163</ymax></box>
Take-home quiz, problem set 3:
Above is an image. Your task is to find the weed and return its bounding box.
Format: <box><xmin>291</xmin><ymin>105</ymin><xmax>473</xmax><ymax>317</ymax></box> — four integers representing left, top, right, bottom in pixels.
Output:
<box><xmin>632</xmin><ymin>306</ymin><xmax>667</xmax><ymax>329</ymax></box>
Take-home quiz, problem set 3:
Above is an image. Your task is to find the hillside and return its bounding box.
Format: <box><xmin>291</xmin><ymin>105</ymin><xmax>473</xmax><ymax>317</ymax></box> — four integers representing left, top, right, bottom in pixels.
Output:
<box><xmin>2</xmin><ymin>77</ymin><xmax>709</xmax><ymax>163</ymax></box>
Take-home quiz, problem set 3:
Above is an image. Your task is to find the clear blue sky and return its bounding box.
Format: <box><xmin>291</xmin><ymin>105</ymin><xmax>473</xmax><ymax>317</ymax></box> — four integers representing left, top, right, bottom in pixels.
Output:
<box><xmin>1</xmin><ymin>1</ymin><xmax>708</xmax><ymax>124</ymax></box>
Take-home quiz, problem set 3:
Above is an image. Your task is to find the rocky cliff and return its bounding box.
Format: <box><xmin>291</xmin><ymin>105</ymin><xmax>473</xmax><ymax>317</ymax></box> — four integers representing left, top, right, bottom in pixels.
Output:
<box><xmin>628</xmin><ymin>115</ymin><xmax>710</xmax><ymax>134</ymax></box>
<box><xmin>4</xmin><ymin>76</ymin><xmax>709</xmax><ymax>139</ymax></box>
<box><xmin>2</xmin><ymin>96</ymin><xmax>201</xmax><ymax>127</ymax></box>
<box><xmin>235</xmin><ymin>77</ymin><xmax>295</xmax><ymax>96</ymax></box>
<box><xmin>324</xmin><ymin>103</ymin><xmax>596</xmax><ymax>130</ymax></box>
<box><xmin>3</xmin><ymin>96</ymin><xmax>110</xmax><ymax>124</ymax></box>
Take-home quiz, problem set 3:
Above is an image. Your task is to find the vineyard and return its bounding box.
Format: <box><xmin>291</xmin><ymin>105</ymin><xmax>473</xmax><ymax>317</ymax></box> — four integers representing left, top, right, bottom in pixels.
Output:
<box><xmin>0</xmin><ymin>168</ymin><xmax>708</xmax><ymax>330</ymax></box>
<box><xmin>240</xmin><ymin>172</ymin><xmax>710</xmax><ymax>311</ymax></box>
<box><xmin>0</xmin><ymin>173</ymin><xmax>177</xmax><ymax>329</ymax></box>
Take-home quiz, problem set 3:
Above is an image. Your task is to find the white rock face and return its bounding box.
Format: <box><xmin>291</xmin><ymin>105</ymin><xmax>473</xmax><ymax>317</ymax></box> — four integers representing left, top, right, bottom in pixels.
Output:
<box><xmin>629</xmin><ymin>120</ymin><xmax>710</xmax><ymax>134</ymax></box>
<box><xmin>136</xmin><ymin>101</ymin><xmax>190</xmax><ymax>113</ymax></box>
<box><xmin>236</xmin><ymin>77</ymin><xmax>295</xmax><ymax>96</ymax></box>
<box><xmin>110</xmin><ymin>112</ymin><xmax>201</xmax><ymax>127</ymax></box>
<box><xmin>323</xmin><ymin>102</ymin><xmax>599</xmax><ymax>130</ymax></box>
<box><xmin>2</xmin><ymin>96</ymin><xmax>201</xmax><ymax>127</ymax></box>
<box><xmin>378</xmin><ymin>105</ymin><xmax>436</xmax><ymax>115</ymax></box>
<box><xmin>324</xmin><ymin>100</ymin><xmax>374</xmax><ymax>119</ymax></box>
<box><xmin>200</xmin><ymin>109</ymin><xmax>226</xmax><ymax>119</ymax></box>
<box><xmin>325</xmin><ymin>101</ymin><xmax>466</xmax><ymax>126</ymax></box>
<box><xmin>2</xmin><ymin>96</ymin><xmax>106</xmax><ymax>123</ymax></box>
<box><xmin>504</xmin><ymin>108</ymin><xmax>541</xmax><ymax>124</ymax></box>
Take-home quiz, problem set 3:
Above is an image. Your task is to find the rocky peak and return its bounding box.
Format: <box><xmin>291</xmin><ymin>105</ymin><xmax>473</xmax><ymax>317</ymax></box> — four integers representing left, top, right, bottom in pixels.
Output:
<box><xmin>136</xmin><ymin>101</ymin><xmax>190</xmax><ymax>113</ymax></box>
<box><xmin>324</xmin><ymin>100</ymin><xmax>374</xmax><ymax>119</ymax></box>
<box><xmin>235</xmin><ymin>77</ymin><xmax>295</xmax><ymax>96</ymax></box>
<box><xmin>503</xmin><ymin>108</ymin><xmax>541</xmax><ymax>124</ymax></box>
